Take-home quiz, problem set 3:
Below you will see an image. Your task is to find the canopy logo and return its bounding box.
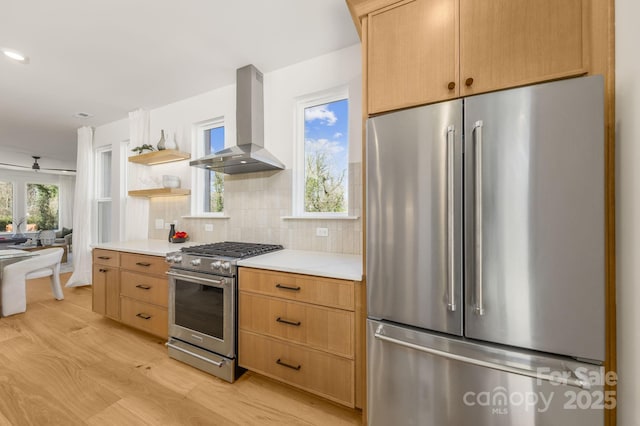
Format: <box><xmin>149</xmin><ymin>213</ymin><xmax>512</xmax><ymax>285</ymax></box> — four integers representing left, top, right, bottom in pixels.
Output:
<box><xmin>462</xmin><ymin>387</ymin><xmax>554</xmax><ymax>414</ymax></box>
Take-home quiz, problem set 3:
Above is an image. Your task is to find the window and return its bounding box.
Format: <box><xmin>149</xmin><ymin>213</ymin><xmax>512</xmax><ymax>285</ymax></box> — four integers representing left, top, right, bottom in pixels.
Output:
<box><xmin>295</xmin><ymin>88</ymin><xmax>349</xmax><ymax>215</ymax></box>
<box><xmin>192</xmin><ymin>118</ymin><xmax>225</xmax><ymax>215</ymax></box>
<box><xmin>0</xmin><ymin>181</ymin><xmax>13</xmax><ymax>232</ymax></box>
<box><xmin>96</xmin><ymin>148</ymin><xmax>112</xmax><ymax>243</ymax></box>
<box><xmin>204</xmin><ymin>125</ymin><xmax>225</xmax><ymax>213</ymax></box>
<box><xmin>26</xmin><ymin>183</ymin><xmax>59</xmax><ymax>230</ymax></box>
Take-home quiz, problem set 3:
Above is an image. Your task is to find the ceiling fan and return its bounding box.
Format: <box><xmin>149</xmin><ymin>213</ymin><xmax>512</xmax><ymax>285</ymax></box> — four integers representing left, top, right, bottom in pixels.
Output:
<box><xmin>0</xmin><ymin>156</ymin><xmax>76</xmax><ymax>173</ymax></box>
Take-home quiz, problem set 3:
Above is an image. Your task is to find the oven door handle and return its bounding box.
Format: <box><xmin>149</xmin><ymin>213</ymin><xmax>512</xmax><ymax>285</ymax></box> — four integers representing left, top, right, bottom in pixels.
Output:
<box><xmin>166</xmin><ymin>271</ymin><xmax>226</xmax><ymax>287</ymax></box>
<box><xmin>166</xmin><ymin>342</ymin><xmax>226</xmax><ymax>368</ymax></box>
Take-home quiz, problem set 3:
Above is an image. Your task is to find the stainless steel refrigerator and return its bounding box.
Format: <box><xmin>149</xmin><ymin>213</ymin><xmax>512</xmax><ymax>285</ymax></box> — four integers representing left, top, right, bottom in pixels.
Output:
<box><xmin>366</xmin><ymin>76</ymin><xmax>606</xmax><ymax>425</ymax></box>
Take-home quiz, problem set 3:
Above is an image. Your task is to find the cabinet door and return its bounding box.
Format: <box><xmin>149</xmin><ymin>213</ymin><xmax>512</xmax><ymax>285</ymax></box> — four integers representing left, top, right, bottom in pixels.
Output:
<box><xmin>93</xmin><ymin>266</ymin><xmax>120</xmax><ymax>320</ymax></box>
<box><xmin>460</xmin><ymin>0</ymin><xmax>588</xmax><ymax>96</ymax></box>
<box><xmin>368</xmin><ymin>0</ymin><xmax>458</xmax><ymax>113</ymax></box>
<box><xmin>92</xmin><ymin>266</ymin><xmax>106</xmax><ymax>316</ymax></box>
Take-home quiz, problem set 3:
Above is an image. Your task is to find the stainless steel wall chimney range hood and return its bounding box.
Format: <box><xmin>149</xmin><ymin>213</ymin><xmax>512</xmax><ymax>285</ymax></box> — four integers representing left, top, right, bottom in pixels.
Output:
<box><xmin>190</xmin><ymin>64</ymin><xmax>285</xmax><ymax>174</ymax></box>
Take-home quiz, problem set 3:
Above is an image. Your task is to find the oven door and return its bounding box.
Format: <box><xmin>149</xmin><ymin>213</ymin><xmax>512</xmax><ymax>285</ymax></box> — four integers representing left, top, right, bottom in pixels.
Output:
<box><xmin>167</xmin><ymin>269</ymin><xmax>235</xmax><ymax>358</ymax></box>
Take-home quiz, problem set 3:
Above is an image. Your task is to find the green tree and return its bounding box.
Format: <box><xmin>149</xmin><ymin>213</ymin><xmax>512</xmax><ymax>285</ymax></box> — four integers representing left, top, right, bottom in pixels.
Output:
<box><xmin>0</xmin><ymin>181</ymin><xmax>12</xmax><ymax>231</ymax></box>
<box><xmin>27</xmin><ymin>184</ymin><xmax>59</xmax><ymax>230</ymax></box>
<box><xmin>210</xmin><ymin>172</ymin><xmax>224</xmax><ymax>212</ymax></box>
<box><xmin>305</xmin><ymin>150</ymin><xmax>346</xmax><ymax>213</ymax></box>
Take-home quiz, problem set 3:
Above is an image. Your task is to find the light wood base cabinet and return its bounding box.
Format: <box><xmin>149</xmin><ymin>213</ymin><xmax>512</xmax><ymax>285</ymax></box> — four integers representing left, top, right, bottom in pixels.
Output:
<box><xmin>239</xmin><ymin>267</ymin><xmax>363</xmax><ymax>408</ymax></box>
<box><xmin>240</xmin><ymin>330</ymin><xmax>354</xmax><ymax>407</ymax></box>
<box><xmin>92</xmin><ymin>249</ymin><xmax>120</xmax><ymax>320</ymax></box>
<box><xmin>240</xmin><ymin>291</ymin><xmax>354</xmax><ymax>358</ymax></box>
<box><xmin>120</xmin><ymin>297</ymin><xmax>168</xmax><ymax>339</ymax></box>
<box><xmin>92</xmin><ymin>249</ymin><xmax>169</xmax><ymax>339</ymax></box>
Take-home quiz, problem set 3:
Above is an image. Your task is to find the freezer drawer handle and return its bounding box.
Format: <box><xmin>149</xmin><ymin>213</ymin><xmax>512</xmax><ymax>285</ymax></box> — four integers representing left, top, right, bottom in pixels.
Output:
<box><xmin>446</xmin><ymin>125</ymin><xmax>456</xmax><ymax>312</ymax></box>
<box><xmin>166</xmin><ymin>342</ymin><xmax>225</xmax><ymax>367</ymax></box>
<box><xmin>473</xmin><ymin>120</ymin><xmax>485</xmax><ymax>316</ymax></box>
<box><xmin>373</xmin><ymin>331</ymin><xmax>590</xmax><ymax>390</ymax></box>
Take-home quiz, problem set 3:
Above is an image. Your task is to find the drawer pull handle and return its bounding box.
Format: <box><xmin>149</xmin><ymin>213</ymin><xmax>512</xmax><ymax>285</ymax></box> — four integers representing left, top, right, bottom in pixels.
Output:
<box><xmin>136</xmin><ymin>262</ymin><xmax>151</xmax><ymax>267</ymax></box>
<box><xmin>276</xmin><ymin>317</ymin><xmax>301</xmax><ymax>326</ymax></box>
<box><xmin>136</xmin><ymin>313</ymin><xmax>151</xmax><ymax>320</ymax></box>
<box><xmin>276</xmin><ymin>358</ymin><xmax>301</xmax><ymax>371</ymax></box>
<box><xmin>97</xmin><ymin>256</ymin><xmax>111</xmax><ymax>260</ymax></box>
<box><xmin>135</xmin><ymin>284</ymin><xmax>151</xmax><ymax>290</ymax></box>
<box><xmin>99</xmin><ymin>268</ymin><xmax>108</xmax><ymax>273</ymax></box>
<box><xmin>275</xmin><ymin>284</ymin><xmax>301</xmax><ymax>292</ymax></box>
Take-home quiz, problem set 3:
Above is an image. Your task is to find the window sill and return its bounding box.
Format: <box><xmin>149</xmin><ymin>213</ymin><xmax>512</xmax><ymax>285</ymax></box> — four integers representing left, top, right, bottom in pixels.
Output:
<box><xmin>181</xmin><ymin>215</ymin><xmax>230</xmax><ymax>220</ymax></box>
<box><xmin>281</xmin><ymin>215</ymin><xmax>360</xmax><ymax>221</ymax></box>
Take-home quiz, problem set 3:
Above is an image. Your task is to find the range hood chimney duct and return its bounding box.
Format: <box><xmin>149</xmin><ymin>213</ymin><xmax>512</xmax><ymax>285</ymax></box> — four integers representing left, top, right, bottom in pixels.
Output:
<box><xmin>190</xmin><ymin>64</ymin><xmax>285</xmax><ymax>174</ymax></box>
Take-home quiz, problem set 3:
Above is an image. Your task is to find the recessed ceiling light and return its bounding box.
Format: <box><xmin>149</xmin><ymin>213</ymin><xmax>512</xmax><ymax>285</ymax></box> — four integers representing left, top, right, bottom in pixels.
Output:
<box><xmin>73</xmin><ymin>112</ymin><xmax>93</xmax><ymax>119</ymax></box>
<box><xmin>1</xmin><ymin>48</ymin><xmax>29</xmax><ymax>64</ymax></box>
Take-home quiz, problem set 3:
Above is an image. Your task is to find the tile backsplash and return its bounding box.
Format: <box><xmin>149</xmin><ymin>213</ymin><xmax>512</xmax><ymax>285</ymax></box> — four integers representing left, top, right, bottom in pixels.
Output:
<box><xmin>148</xmin><ymin>163</ymin><xmax>362</xmax><ymax>255</ymax></box>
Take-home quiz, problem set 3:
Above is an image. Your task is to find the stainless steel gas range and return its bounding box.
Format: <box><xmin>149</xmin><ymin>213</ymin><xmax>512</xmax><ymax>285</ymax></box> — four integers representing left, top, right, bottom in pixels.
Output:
<box><xmin>165</xmin><ymin>241</ymin><xmax>283</xmax><ymax>382</ymax></box>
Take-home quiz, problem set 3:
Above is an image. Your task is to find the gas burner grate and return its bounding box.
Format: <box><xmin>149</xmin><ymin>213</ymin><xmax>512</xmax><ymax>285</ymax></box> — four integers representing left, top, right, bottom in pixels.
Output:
<box><xmin>181</xmin><ymin>241</ymin><xmax>283</xmax><ymax>259</ymax></box>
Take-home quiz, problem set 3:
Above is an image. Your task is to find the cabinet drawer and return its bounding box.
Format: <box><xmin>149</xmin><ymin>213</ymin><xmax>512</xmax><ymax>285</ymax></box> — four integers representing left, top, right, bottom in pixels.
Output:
<box><xmin>121</xmin><ymin>271</ymin><xmax>168</xmax><ymax>307</ymax></box>
<box><xmin>239</xmin><ymin>292</ymin><xmax>354</xmax><ymax>358</ymax></box>
<box><xmin>121</xmin><ymin>253</ymin><xmax>168</xmax><ymax>275</ymax></box>
<box><xmin>239</xmin><ymin>330</ymin><xmax>354</xmax><ymax>407</ymax></box>
<box><xmin>120</xmin><ymin>297</ymin><xmax>168</xmax><ymax>339</ymax></box>
<box><xmin>93</xmin><ymin>249</ymin><xmax>120</xmax><ymax>267</ymax></box>
<box><xmin>239</xmin><ymin>268</ymin><xmax>355</xmax><ymax>311</ymax></box>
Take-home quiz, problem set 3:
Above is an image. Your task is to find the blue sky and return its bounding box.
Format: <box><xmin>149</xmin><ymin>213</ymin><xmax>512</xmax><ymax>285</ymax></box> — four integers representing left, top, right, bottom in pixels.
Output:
<box><xmin>208</xmin><ymin>126</ymin><xmax>225</xmax><ymax>153</ymax></box>
<box><xmin>304</xmin><ymin>98</ymin><xmax>349</xmax><ymax>175</ymax></box>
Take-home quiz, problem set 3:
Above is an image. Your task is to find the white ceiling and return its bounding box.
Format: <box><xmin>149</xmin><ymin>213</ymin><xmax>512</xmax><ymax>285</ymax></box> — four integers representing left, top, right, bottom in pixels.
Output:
<box><xmin>0</xmin><ymin>0</ymin><xmax>359</xmax><ymax>168</ymax></box>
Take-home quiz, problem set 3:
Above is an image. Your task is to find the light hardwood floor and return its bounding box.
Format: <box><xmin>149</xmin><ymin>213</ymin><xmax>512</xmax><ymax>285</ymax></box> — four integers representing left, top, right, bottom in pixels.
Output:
<box><xmin>0</xmin><ymin>273</ymin><xmax>363</xmax><ymax>425</ymax></box>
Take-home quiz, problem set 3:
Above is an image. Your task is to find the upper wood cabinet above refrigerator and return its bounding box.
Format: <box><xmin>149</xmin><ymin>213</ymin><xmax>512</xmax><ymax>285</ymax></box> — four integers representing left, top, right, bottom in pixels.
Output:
<box><xmin>355</xmin><ymin>0</ymin><xmax>590</xmax><ymax>114</ymax></box>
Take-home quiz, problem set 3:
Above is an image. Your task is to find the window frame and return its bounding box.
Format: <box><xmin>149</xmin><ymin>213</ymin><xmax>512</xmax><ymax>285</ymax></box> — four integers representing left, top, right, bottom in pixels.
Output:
<box><xmin>190</xmin><ymin>117</ymin><xmax>226</xmax><ymax>217</ymax></box>
<box><xmin>293</xmin><ymin>86</ymin><xmax>350</xmax><ymax>218</ymax></box>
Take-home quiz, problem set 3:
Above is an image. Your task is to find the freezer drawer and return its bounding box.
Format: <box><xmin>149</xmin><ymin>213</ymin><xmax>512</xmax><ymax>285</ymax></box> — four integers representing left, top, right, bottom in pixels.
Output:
<box><xmin>368</xmin><ymin>320</ymin><xmax>606</xmax><ymax>426</ymax></box>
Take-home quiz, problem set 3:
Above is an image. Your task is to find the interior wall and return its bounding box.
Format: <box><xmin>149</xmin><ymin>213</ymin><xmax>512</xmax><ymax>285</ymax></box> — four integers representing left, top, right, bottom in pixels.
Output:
<box><xmin>95</xmin><ymin>43</ymin><xmax>363</xmax><ymax>253</ymax></box>
<box><xmin>615</xmin><ymin>0</ymin><xmax>640</xmax><ymax>423</ymax></box>
<box><xmin>0</xmin><ymin>168</ymin><xmax>75</xmax><ymax>234</ymax></box>
<box><xmin>0</xmin><ymin>149</ymin><xmax>76</xmax><ymax>172</ymax></box>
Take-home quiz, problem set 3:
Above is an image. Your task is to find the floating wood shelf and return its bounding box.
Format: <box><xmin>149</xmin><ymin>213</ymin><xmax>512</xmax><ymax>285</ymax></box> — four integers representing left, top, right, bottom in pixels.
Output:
<box><xmin>128</xmin><ymin>188</ymin><xmax>191</xmax><ymax>198</ymax></box>
<box><xmin>128</xmin><ymin>149</ymin><xmax>191</xmax><ymax>165</ymax></box>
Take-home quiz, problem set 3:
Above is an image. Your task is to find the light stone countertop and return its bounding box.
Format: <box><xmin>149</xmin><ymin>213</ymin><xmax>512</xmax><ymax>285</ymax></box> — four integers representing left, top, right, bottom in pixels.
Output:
<box><xmin>91</xmin><ymin>239</ymin><xmax>203</xmax><ymax>257</ymax></box>
<box><xmin>237</xmin><ymin>249</ymin><xmax>363</xmax><ymax>281</ymax></box>
<box><xmin>91</xmin><ymin>240</ymin><xmax>363</xmax><ymax>281</ymax></box>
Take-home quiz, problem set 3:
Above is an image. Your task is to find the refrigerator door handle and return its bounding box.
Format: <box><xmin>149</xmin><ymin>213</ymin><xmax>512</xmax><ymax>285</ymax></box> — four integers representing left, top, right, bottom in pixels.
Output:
<box><xmin>473</xmin><ymin>120</ymin><xmax>485</xmax><ymax>316</ymax></box>
<box><xmin>373</xmin><ymin>327</ymin><xmax>591</xmax><ymax>390</ymax></box>
<box><xmin>447</xmin><ymin>125</ymin><xmax>456</xmax><ymax>312</ymax></box>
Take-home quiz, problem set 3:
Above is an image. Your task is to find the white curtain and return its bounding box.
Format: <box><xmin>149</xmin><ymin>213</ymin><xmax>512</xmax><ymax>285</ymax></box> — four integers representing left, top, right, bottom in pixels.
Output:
<box><xmin>66</xmin><ymin>126</ymin><xmax>94</xmax><ymax>287</ymax></box>
<box><xmin>59</xmin><ymin>175</ymin><xmax>75</xmax><ymax>229</ymax></box>
<box><xmin>126</xmin><ymin>109</ymin><xmax>150</xmax><ymax>240</ymax></box>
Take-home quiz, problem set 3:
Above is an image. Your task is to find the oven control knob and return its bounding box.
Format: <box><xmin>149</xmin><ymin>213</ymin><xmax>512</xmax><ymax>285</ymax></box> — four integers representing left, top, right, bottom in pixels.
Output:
<box><xmin>174</xmin><ymin>255</ymin><xmax>183</xmax><ymax>263</ymax></box>
<box><xmin>165</xmin><ymin>255</ymin><xmax>174</xmax><ymax>263</ymax></box>
<box><xmin>211</xmin><ymin>261</ymin><xmax>221</xmax><ymax>269</ymax></box>
<box><xmin>221</xmin><ymin>261</ymin><xmax>231</xmax><ymax>271</ymax></box>
<box><xmin>191</xmin><ymin>258</ymin><xmax>202</xmax><ymax>266</ymax></box>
